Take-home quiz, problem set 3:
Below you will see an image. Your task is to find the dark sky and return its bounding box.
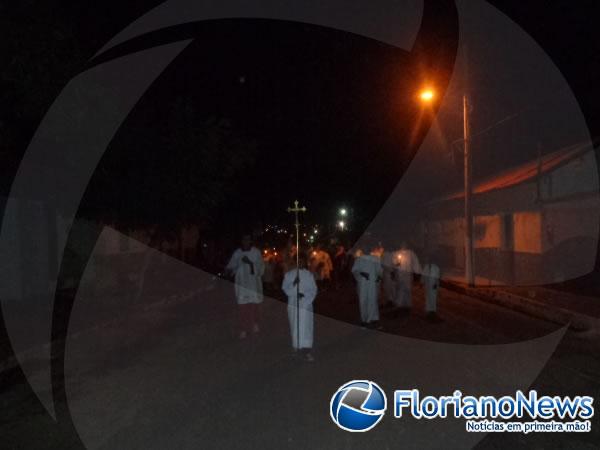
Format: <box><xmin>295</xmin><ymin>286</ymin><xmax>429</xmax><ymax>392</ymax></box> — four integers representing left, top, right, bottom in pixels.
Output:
<box><xmin>2</xmin><ymin>1</ymin><xmax>600</xmax><ymax>237</ymax></box>
<box><xmin>82</xmin><ymin>16</ymin><xmax>456</xmax><ymax>232</ymax></box>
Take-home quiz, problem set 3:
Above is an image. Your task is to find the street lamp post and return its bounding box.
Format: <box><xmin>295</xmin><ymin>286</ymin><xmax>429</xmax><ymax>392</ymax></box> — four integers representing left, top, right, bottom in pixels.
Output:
<box><xmin>419</xmin><ymin>87</ymin><xmax>474</xmax><ymax>286</ymax></box>
<box><xmin>463</xmin><ymin>94</ymin><xmax>474</xmax><ymax>287</ymax></box>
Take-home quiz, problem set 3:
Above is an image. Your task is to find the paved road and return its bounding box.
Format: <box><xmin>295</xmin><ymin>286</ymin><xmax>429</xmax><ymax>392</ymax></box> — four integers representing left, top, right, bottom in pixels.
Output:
<box><xmin>1</xmin><ymin>278</ymin><xmax>599</xmax><ymax>449</ymax></box>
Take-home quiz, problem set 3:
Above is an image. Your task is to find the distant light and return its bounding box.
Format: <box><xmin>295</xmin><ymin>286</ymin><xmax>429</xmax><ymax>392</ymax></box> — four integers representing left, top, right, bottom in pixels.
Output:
<box><xmin>338</xmin><ymin>220</ymin><xmax>345</xmax><ymax>230</ymax></box>
<box><xmin>314</xmin><ymin>229</ymin><xmax>318</xmax><ymax>234</ymax></box>
<box><xmin>339</xmin><ymin>208</ymin><xmax>347</xmax><ymax>216</ymax></box>
<box><xmin>419</xmin><ymin>89</ymin><xmax>435</xmax><ymax>103</ymax></box>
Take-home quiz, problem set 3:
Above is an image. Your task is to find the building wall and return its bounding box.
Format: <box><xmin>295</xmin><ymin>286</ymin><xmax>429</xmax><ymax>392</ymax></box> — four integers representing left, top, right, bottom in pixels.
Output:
<box><xmin>424</xmin><ymin>194</ymin><xmax>599</xmax><ymax>284</ymax></box>
<box><xmin>424</xmin><ymin>145</ymin><xmax>600</xmax><ymax>285</ymax></box>
<box><xmin>542</xmin><ymin>151</ymin><xmax>598</xmax><ymax>200</ymax></box>
<box><xmin>540</xmin><ymin>198</ymin><xmax>599</xmax><ymax>282</ymax></box>
<box><xmin>543</xmin><ymin>201</ymin><xmax>599</xmax><ymax>250</ymax></box>
<box><xmin>425</xmin><ymin>217</ymin><xmax>464</xmax><ymax>269</ymax></box>
<box><xmin>513</xmin><ymin>211</ymin><xmax>542</xmax><ymax>254</ymax></box>
<box><xmin>474</xmin><ymin>215</ymin><xmax>503</xmax><ymax>248</ymax></box>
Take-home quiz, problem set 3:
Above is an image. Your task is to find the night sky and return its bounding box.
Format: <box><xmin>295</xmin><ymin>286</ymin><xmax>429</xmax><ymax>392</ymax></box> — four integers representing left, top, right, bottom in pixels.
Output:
<box><xmin>2</xmin><ymin>1</ymin><xmax>600</xmax><ymax>241</ymax></box>
<box><xmin>81</xmin><ymin>14</ymin><xmax>456</xmax><ymax>234</ymax></box>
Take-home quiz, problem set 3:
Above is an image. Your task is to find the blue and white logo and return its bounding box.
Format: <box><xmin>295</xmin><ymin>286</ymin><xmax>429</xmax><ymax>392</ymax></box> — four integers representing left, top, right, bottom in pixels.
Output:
<box><xmin>330</xmin><ymin>380</ymin><xmax>387</xmax><ymax>432</ymax></box>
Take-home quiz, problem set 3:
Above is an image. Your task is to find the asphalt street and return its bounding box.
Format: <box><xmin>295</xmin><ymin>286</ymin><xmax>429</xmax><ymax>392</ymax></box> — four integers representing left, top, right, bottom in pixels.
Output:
<box><xmin>1</xmin><ymin>278</ymin><xmax>599</xmax><ymax>449</ymax></box>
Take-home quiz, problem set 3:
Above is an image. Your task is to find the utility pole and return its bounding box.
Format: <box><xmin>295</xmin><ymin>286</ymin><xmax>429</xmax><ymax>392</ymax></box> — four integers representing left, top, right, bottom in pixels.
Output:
<box><xmin>417</xmin><ymin>45</ymin><xmax>474</xmax><ymax>286</ymax></box>
<box><xmin>463</xmin><ymin>93</ymin><xmax>474</xmax><ymax>287</ymax></box>
<box><xmin>463</xmin><ymin>41</ymin><xmax>474</xmax><ymax>287</ymax></box>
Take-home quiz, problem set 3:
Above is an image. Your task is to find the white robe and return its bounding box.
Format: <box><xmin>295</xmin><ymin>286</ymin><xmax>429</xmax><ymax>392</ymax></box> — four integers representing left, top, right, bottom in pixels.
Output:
<box><xmin>282</xmin><ymin>268</ymin><xmax>317</xmax><ymax>349</ymax></box>
<box><xmin>393</xmin><ymin>249</ymin><xmax>421</xmax><ymax>308</ymax></box>
<box><xmin>226</xmin><ymin>247</ymin><xmax>265</xmax><ymax>304</ymax></box>
<box><xmin>351</xmin><ymin>254</ymin><xmax>382</xmax><ymax>323</ymax></box>
<box><xmin>422</xmin><ymin>263</ymin><xmax>440</xmax><ymax>312</ymax></box>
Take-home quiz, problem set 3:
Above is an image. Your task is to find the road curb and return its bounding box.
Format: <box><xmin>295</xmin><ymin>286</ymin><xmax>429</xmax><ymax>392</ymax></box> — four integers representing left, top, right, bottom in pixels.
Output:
<box><xmin>442</xmin><ymin>281</ymin><xmax>600</xmax><ymax>332</ymax></box>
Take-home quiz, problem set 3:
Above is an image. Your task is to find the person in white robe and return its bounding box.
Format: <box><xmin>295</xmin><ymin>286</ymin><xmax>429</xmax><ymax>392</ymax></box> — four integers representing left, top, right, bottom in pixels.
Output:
<box><xmin>422</xmin><ymin>263</ymin><xmax>440</xmax><ymax>313</ymax></box>
<box><xmin>393</xmin><ymin>242</ymin><xmax>421</xmax><ymax>310</ymax></box>
<box><xmin>226</xmin><ymin>235</ymin><xmax>265</xmax><ymax>339</ymax></box>
<box><xmin>282</xmin><ymin>254</ymin><xmax>317</xmax><ymax>361</ymax></box>
<box><xmin>352</xmin><ymin>245</ymin><xmax>383</xmax><ymax>328</ymax></box>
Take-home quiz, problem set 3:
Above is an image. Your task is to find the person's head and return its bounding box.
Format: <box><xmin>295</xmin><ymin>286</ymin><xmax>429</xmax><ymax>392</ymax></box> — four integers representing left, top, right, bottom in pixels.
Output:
<box><xmin>372</xmin><ymin>241</ymin><xmax>384</xmax><ymax>257</ymax></box>
<box><xmin>241</xmin><ymin>234</ymin><xmax>252</xmax><ymax>251</ymax></box>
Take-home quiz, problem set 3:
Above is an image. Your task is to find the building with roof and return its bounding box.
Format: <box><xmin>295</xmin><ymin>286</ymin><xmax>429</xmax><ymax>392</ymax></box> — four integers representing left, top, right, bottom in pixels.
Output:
<box><xmin>423</xmin><ymin>142</ymin><xmax>600</xmax><ymax>285</ymax></box>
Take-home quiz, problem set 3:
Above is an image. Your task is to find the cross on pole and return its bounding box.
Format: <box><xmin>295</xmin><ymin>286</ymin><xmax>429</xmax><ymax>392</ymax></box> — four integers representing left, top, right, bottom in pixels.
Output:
<box><xmin>287</xmin><ymin>200</ymin><xmax>306</xmax><ymax>352</ymax></box>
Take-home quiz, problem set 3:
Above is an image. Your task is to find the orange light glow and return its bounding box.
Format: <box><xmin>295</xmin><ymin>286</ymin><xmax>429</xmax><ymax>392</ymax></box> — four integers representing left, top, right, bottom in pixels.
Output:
<box><xmin>419</xmin><ymin>89</ymin><xmax>435</xmax><ymax>103</ymax></box>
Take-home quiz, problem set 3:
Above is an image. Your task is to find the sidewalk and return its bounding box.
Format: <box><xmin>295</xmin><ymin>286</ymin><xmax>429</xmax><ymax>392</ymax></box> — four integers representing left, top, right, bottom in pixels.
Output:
<box><xmin>442</xmin><ymin>271</ymin><xmax>600</xmax><ymax>331</ymax></box>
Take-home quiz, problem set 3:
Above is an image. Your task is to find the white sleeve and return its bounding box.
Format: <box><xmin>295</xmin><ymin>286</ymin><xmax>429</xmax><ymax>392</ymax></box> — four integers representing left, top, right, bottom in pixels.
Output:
<box><xmin>226</xmin><ymin>249</ymin><xmax>240</xmax><ymax>272</ymax></box>
<box><xmin>282</xmin><ymin>271</ymin><xmax>295</xmax><ymax>298</ymax></box>
<box><xmin>303</xmin><ymin>271</ymin><xmax>318</xmax><ymax>304</ymax></box>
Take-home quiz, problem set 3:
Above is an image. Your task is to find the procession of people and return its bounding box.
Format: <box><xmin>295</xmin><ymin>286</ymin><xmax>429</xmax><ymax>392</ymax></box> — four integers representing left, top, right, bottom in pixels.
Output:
<box><xmin>224</xmin><ymin>231</ymin><xmax>441</xmax><ymax>361</ymax></box>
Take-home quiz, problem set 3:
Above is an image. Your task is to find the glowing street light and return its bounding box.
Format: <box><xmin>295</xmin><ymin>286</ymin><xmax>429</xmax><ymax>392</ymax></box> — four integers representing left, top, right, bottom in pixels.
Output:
<box><xmin>417</xmin><ymin>83</ymin><xmax>474</xmax><ymax>286</ymax></box>
<box><xmin>339</xmin><ymin>208</ymin><xmax>347</xmax><ymax>216</ymax></box>
<box><xmin>338</xmin><ymin>220</ymin><xmax>345</xmax><ymax>231</ymax></box>
<box><xmin>418</xmin><ymin>88</ymin><xmax>435</xmax><ymax>103</ymax></box>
